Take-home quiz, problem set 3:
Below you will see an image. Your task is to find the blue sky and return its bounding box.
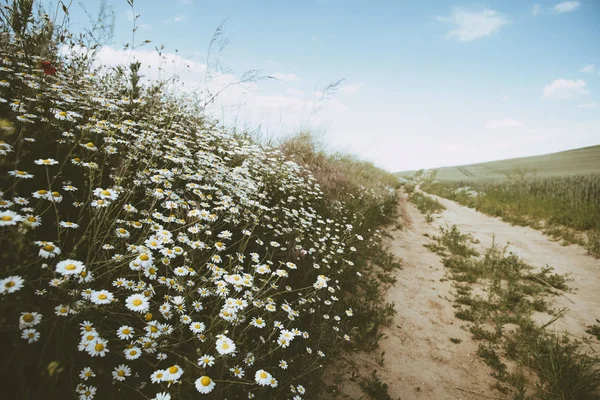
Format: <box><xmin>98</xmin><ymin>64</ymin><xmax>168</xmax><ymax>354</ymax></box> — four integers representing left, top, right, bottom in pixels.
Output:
<box><xmin>59</xmin><ymin>0</ymin><xmax>600</xmax><ymax>171</ymax></box>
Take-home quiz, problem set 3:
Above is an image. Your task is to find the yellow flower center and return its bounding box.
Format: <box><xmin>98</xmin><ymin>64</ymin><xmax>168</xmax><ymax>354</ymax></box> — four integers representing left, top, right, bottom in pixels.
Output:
<box><xmin>150</xmin><ymin>326</ymin><xmax>158</xmax><ymax>333</ymax></box>
<box><xmin>37</xmin><ymin>190</ymin><xmax>47</xmax><ymax>195</ymax></box>
<box><xmin>169</xmin><ymin>366</ymin><xmax>178</xmax><ymax>374</ymax></box>
<box><xmin>27</xmin><ymin>216</ymin><xmax>38</xmax><ymax>222</ymax></box>
<box><xmin>118</xmin><ymin>228</ymin><xmax>126</xmax><ymax>234</ymax></box>
<box><xmin>16</xmin><ymin>170</ymin><xmax>26</xmax><ymax>175</ymax></box>
<box><xmin>22</xmin><ymin>313</ymin><xmax>34</xmax><ymax>322</ymax></box>
<box><xmin>117</xmin><ymin>370</ymin><xmax>125</xmax><ymax>377</ymax></box>
<box><xmin>85</xmin><ymin>142</ymin><xmax>95</xmax><ymax>148</ymax></box>
<box><xmin>73</xmin><ymin>158</ymin><xmax>81</xmax><ymax>162</ymax></box>
<box><xmin>130</xmin><ymin>350</ymin><xmax>137</xmax><ymax>355</ymax></box>
<box><xmin>64</xmin><ymin>264</ymin><xmax>77</xmax><ymax>271</ymax></box>
<box><xmin>59</xmin><ymin>111</ymin><xmax>67</xmax><ymax>117</ymax></box>
<box><xmin>84</xmin><ymin>326</ymin><xmax>92</xmax><ymax>332</ymax></box>
<box><xmin>140</xmin><ymin>254</ymin><xmax>149</xmax><ymax>261</ymax></box>
<box><xmin>145</xmin><ymin>313</ymin><xmax>153</xmax><ymax>321</ymax></box>
<box><xmin>5</xmin><ymin>281</ymin><xmax>15</xmax><ymax>288</ymax></box>
<box><xmin>86</xmin><ymin>334</ymin><xmax>94</xmax><ymax>341</ymax></box>
<box><xmin>94</xmin><ymin>343</ymin><xmax>104</xmax><ymax>352</ymax></box>
<box><xmin>52</xmin><ymin>192</ymin><xmax>60</xmax><ymax>197</ymax></box>
<box><xmin>97</xmin><ymin>293</ymin><xmax>107</xmax><ymax>300</ymax></box>
<box><xmin>222</xmin><ymin>343</ymin><xmax>229</xmax><ymax>350</ymax></box>
<box><xmin>200</xmin><ymin>376</ymin><xmax>211</xmax><ymax>386</ymax></box>
<box><xmin>132</xmin><ymin>299</ymin><xmax>143</xmax><ymax>306</ymax></box>
<box><xmin>260</xmin><ymin>371</ymin><xmax>267</xmax><ymax>379</ymax></box>
<box><xmin>1</xmin><ymin>216</ymin><xmax>12</xmax><ymax>221</ymax></box>
<box><xmin>60</xmin><ymin>307</ymin><xmax>67</xmax><ymax>313</ymax></box>
<box><xmin>101</xmin><ymin>190</ymin><xmax>111</xmax><ymax>196</ymax></box>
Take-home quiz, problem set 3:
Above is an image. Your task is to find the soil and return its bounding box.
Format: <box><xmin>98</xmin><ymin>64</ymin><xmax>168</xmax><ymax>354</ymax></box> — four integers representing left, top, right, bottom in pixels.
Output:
<box><xmin>328</xmin><ymin>189</ymin><xmax>600</xmax><ymax>400</ymax></box>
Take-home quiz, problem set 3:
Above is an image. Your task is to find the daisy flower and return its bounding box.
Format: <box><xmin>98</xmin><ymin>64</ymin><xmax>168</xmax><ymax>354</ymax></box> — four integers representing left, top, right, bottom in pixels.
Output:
<box><xmin>55</xmin><ymin>259</ymin><xmax>85</xmax><ymax>276</ymax></box>
<box><xmin>0</xmin><ymin>210</ymin><xmax>24</xmax><ymax>226</ymax></box>
<box><xmin>116</xmin><ymin>228</ymin><xmax>130</xmax><ymax>238</ymax></box>
<box><xmin>34</xmin><ymin>158</ymin><xmax>59</xmax><ymax>166</ymax></box>
<box><xmin>37</xmin><ymin>241</ymin><xmax>61</xmax><ymax>258</ymax></box>
<box><xmin>152</xmin><ymin>393</ymin><xmax>171</xmax><ymax>400</ymax></box>
<box><xmin>197</xmin><ymin>354</ymin><xmax>215</xmax><ymax>367</ymax></box>
<box><xmin>89</xmin><ymin>290</ymin><xmax>114</xmax><ymax>305</ymax></box>
<box><xmin>79</xmin><ymin>367</ymin><xmax>96</xmax><ymax>381</ymax></box>
<box><xmin>125</xmin><ymin>294</ymin><xmax>149</xmax><ymax>313</ymax></box>
<box><xmin>24</xmin><ymin>215</ymin><xmax>42</xmax><ymax>228</ymax></box>
<box><xmin>215</xmin><ymin>335</ymin><xmax>236</xmax><ymax>355</ymax></box>
<box><xmin>49</xmin><ymin>191</ymin><xmax>63</xmax><ymax>203</ymax></box>
<box><xmin>255</xmin><ymin>369</ymin><xmax>272</xmax><ymax>386</ymax></box>
<box><xmin>19</xmin><ymin>312</ymin><xmax>42</xmax><ymax>328</ymax></box>
<box><xmin>230</xmin><ymin>366</ymin><xmax>245</xmax><ymax>378</ymax></box>
<box><xmin>189</xmin><ymin>321</ymin><xmax>206</xmax><ymax>334</ymax></box>
<box><xmin>164</xmin><ymin>365</ymin><xmax>183</xmax><ymax>381</ymax></box>
<box><xmin>81</xmin><ymin>142</ymin><xmax>98</xmax><ymax>151</ymax></box>
<box><xmin>59</xmin><ymin>221</ymin><xmax>79</xmax><ymax>229</ymax></box>
<box><xmin>124</xmin><ymin>346</ymin><xmax>142</xmax><ymax>360</ymax></box>
<box><xmin>86</xmin><ymin>338</ymin><xmax>109</xmax><ymax>357</ymax></box>
<box><xmin>195</xmin><ymin>376</ymin><xmax>216</xmax><ymax>394</ymax></box>
<box><xmin>8</xmin><ymin>170</ymin><xmax>33</xmax><ymax>179</ymax></box>
<box><xmin>78</xmin><ymin>385</ymin><xmax>96</xmax><ymax>400</ymax></box>
<box><xmin>21</xmin><ymin>328</ymin><xmax>40</xmax><ymax>343</ymax></box>
<box><xmin>116</xmin><ymin>325</ymin><xmax>134</xmax><ymax>340</ymax></box>
<box><xmin>251</xmin><ymin>317</ymin><xmax>266</xmax><ymax>328</ymax></box>
<box><xmin>0</xmin><ymin>275</ymin><xmax>24</xmax><ymax>294</ymax></box>
<box><xmin>93</xmin><ymin>188</ymin><xmax>118</xmax><ymax>200</ymax></box>
<box><xmin>112</xmin><ymin>364</ymin><xmax>131</xmax><ymax>381</ymax></box>
<box><xmin>150</xmin><ymin>370</ymin><xmax>166</xmax><ymax>384</ymax></box>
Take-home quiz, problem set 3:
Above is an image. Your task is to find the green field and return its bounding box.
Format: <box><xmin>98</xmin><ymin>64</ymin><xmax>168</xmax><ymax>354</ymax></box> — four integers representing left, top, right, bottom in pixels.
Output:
<box><xmin>397</xmin><ymin>145</ymin><xmax>600</xmax><ymax>181</ymax></box>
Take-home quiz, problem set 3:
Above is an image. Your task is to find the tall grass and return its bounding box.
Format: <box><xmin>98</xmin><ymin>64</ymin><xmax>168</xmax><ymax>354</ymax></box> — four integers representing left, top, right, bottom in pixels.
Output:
<box><xmin>421</xmin><ymin>175</ymin><xmax>600</xmax><ymax>255</ymax></box>
<box><xmin>0</xmin><ymin>5</ymin><xmax>399</xmax><ymax>400</ymax></box>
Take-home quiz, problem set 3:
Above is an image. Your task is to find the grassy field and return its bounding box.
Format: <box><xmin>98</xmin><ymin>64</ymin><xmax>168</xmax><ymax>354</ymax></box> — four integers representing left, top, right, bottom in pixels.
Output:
<box><xmin>421</xmin><ymin>175</ymin><xmax>600</xmax><ymax>255</ymax></box>
<box><xmin>397</xmin><ymin>145</ymin><xmax>600</xmax><ymax>181</ymax></box>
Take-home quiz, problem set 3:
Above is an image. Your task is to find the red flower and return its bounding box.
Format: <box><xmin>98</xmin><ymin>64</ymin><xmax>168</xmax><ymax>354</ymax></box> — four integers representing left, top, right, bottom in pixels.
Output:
<box><xmin>41</xmin><ymin>61</ymin><xmax>56</xmax><ymax>75</ymax></box>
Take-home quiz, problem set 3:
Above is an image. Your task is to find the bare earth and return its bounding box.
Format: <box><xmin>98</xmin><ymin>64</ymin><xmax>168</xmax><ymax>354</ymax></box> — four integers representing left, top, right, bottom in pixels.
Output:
<box><xmin>332</xmin><ymin>189</ymin><xmax>600</xmax><ymax>400</ymax></box>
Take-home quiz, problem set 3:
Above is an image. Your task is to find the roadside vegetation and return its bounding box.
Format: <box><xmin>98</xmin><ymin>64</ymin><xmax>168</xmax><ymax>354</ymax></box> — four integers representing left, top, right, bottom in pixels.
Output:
<box><xmin>0</xmin><ymin>2</ymin><xmax>400</xmax><ymax>399</ymax></box>
<box><xmin>403</xmin><ymin>183</ymin><xmax>445</xmax><ymax>223</ymax></box>
<box><xmin>425</xmin><ymin>225</ymin><xmax>600</xmax><ymax>400</ymax></box>
<box><xmin>421</xmin><ymin>174</ymin><xmax>600</xmax><ymax>256</ymax></box>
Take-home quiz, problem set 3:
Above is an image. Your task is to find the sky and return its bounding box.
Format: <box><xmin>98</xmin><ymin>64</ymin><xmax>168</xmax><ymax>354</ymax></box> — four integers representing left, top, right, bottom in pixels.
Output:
<box><xmin>54</xmin><ymin>0</ymin><xmax>600</xmax><ymax>172</ymax></box>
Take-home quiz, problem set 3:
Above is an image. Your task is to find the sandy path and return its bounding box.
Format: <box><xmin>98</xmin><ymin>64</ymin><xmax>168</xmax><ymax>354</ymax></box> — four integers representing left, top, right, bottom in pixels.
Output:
<box><xmin>346</xmin><ymin>189</ymin><xmax>600</xmax><ymax>400</ymax></box>
<box><xmin>424</xmin><ymin>188</ymin><xmax>600</xmax><ymax>342</ymax></box>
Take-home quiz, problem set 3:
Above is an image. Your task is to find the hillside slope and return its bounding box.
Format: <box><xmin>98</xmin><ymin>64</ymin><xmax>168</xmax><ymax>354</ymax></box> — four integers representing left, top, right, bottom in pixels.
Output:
<box><xmin>397</xmin><ymin>144</ymin><xmax>600</xmax><ymax>181</ymax></box>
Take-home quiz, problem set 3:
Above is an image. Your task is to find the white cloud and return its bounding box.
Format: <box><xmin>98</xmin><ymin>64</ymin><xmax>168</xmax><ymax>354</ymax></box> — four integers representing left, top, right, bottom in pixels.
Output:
<box><xmin>339</xmin><ymin>82</ymin><xmax>364</xmax><ymax>94</ymax></box>
<box><xmin>165</xmin><ymin>16</ymin><xmax>186</xmax><ymax>23</ymax></box>
<box><xmin>532</xmin><ymin>4</ymin><xmax>541</xmax><ymax>16</ymax></box>
<box><xmin>553</xmin><ymin>1</ymin><xmax>581</xmax><ymax>13</ymax></box>
<box><xmin>580</xmin><ymin>64</ymin><xmax>596</xmax><ymax>73</ymax></box>
<box><xmin>485</xmin><ymin>118</ymin><xmax>523</xmax><ymax>129</ymax></box>
<box><xmin>270</xmin><ymin>73</ymin><xmax>297</xmax><ymax>82</ymax></box>
<box><xmin>577</xmin><ymin>103</ymin><xmax>599</xmax><ymax>108</ymax></box>
<box><xmin>542</xmin><ymin>79</ymin><xmax>588</xmax><ymax>100</ymax></box>
<box><xmin>91</xmin><ymin>47</ymin><xmax>346</xmax><ymax>137</ymax></box>
<box><xmin>437</xmin><ymin>9</ymin><xmax>508</xmax><ymax>42</ymax></box>
<box><xmin>286</xmin><ymin>88</ymin><xmax>304</xmax><ymax>97</ymax></box>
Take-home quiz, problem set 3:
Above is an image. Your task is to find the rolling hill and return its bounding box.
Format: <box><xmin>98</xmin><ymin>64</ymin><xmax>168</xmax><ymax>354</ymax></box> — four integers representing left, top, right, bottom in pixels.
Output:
<box><xmin>396</xmin><ymin>144</ymin><xmax>600</xmax><ymax>181</ymax></box>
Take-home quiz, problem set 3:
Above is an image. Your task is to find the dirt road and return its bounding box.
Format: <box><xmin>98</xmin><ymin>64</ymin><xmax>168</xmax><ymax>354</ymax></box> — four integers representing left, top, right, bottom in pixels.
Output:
<box><xmin>344</xmin><ymin>189</ymin><xmax>600</xmax><ymax>400</ymax></box>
